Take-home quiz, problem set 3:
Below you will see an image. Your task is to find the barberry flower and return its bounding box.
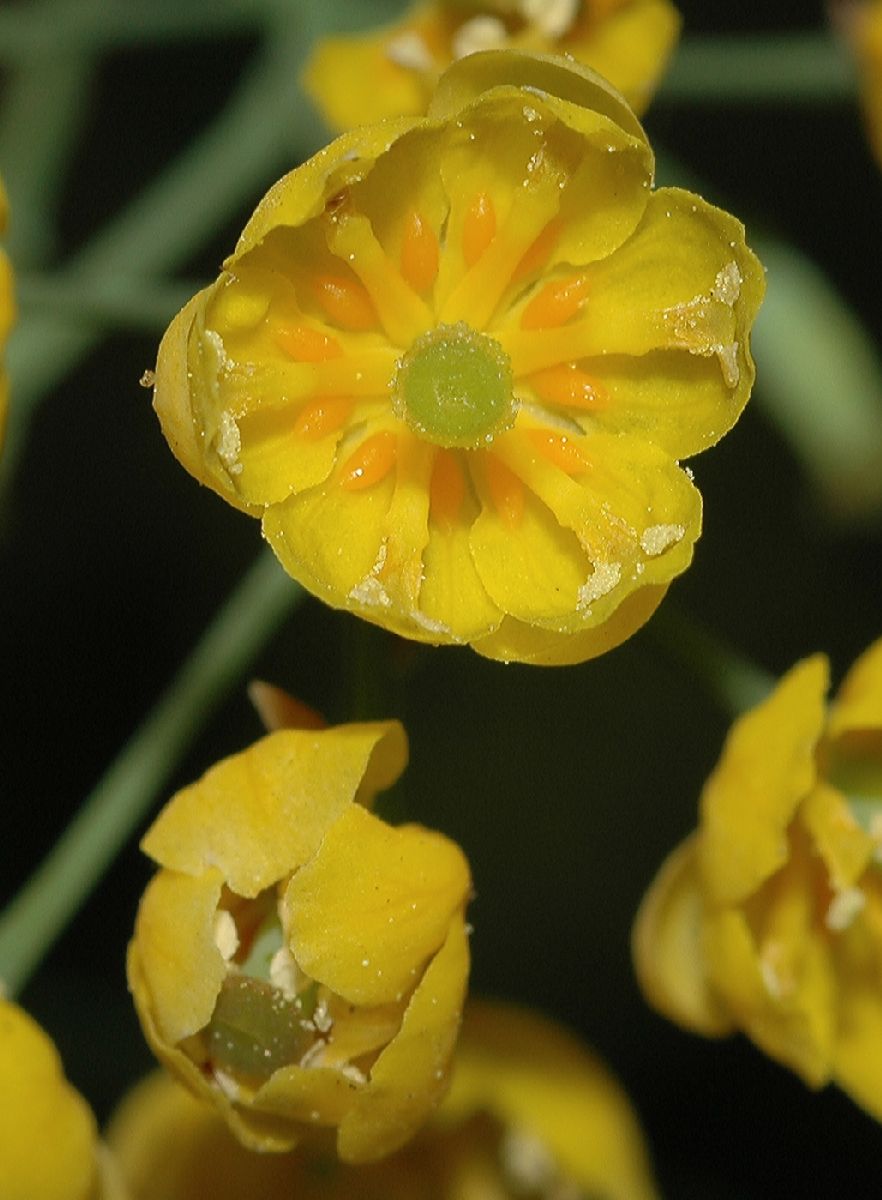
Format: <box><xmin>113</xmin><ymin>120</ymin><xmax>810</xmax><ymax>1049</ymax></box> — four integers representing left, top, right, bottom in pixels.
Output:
<box><xmin>0</xmin><ymin>999</ymin><xmax>122</xmax><ymax>1200</ymax></box>
<box><xmin>154</xmin><ymin>51</ymin><xmax>764</xmax><ymax>665</ymax></box>
<box><xmin>108</xmin><ymin>1001</ymin><xmax>658</xmax><ymax>1199</ymax></box>
<box><xmin>633</xmin><ymin>637</ymin><xmax>882</xmax><ymax>1118</ymax></box>
<box><xmin>0</xmin><ymin>177</ymin><xmax>13</xmax><ymax>451</ymax></box>
<box><xmin>302</xmin><ymin>0</ymin><xmax>680</xmax><ymax>129</ymax></box>
<box><xmin>127</xmin><ymin>720</ymin><xmax>472</xmax><ymax>1161</ymax></box>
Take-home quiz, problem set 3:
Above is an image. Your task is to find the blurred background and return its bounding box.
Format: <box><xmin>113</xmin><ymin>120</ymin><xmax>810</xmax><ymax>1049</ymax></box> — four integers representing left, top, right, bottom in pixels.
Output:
<box><xmin>1</xmin><ymin>0</ymin><xmax>881</xmax><ymax>1194</ymax></box>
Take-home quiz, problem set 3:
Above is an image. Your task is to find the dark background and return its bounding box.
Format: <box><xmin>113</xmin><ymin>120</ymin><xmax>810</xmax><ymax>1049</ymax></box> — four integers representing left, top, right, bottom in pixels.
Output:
<box><xmin>2</xmin><ymin>1</ymin><xmax>881</xmax><ymax>1195</ymax></box>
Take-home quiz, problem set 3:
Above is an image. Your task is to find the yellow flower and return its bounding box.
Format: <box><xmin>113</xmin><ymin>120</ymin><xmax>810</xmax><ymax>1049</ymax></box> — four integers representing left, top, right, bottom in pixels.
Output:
<box><xmin>127</xmin><ymin>719</ymin><xmax>472</xmax><ymax>1162</ymax></box>
<box><xmin>633</xmin><ymin>637</ymin><xmax>882</xmax><ymax>1118</ymax></box>
<box><xmin>154</xmin><ymin>51</ymin><xmax>764</xmax><ymax>665</ymax></box>
<box><xmin>302</xmin><ymin>0</ymin><xmax>680</xmax><ymax>129</ymax></box>
<box><xmin>847</xmin><ymin>0</ymin><xmax>882</xmax><ymax>167</ymax></box>
<box><xmin>0</xmin><ymin>999</ymin><xmax>124</xmax><ymax>1200</ymax></box>
<box><xmin>108</xmin><ymin>1001</ymin><xmax>657</xmax><ymax>1199</ymax></box>
<box><xmin>0</xmin><ymin>176</ymin><xmax>14</xmax><ymax>452</ymax></box>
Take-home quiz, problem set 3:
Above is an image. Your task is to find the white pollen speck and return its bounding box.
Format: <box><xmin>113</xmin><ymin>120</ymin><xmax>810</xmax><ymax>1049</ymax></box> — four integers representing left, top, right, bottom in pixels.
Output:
<box><xmin>213</xmin><ymin>1070</ymin><xmax>241</xmax><ymax>1101</ymax></box>
<box><xmin>349</xmin><ymin>574</ymin><xmax>392</xmax><ymax>608</ymax></box>
<box><xmin>500</xmin><ymin>1126</ymin><xmax>557</xmax><ymax>1191</ymax></box>
<box><xmin>826</xmin><ymin>887</ymin><xmax>866</xmax><ymax>932</ymax></box>
<box><xmin>385</xmin><ymin>31</ymin><xmax>433</xmax><ymax>72</ymax></box>
<box><xmin>577</xmin><ymin>562</ymin><xmax>621</xmax><ymax>610</ymax></box>
<box><xmin>760</xmin><ymin>959</ymin><xmax>784</xmax><ymax>999</ymax></box>
<box><xmin>640</xmin><ymin>524</ymin><xmax>684</xmax><ymax>557</ymax></box>
<box><xmin>269</xmin><ymin>945</ymin><xmax>302</xmax><ymax>1000</ymax></box>
<box><xmin>451</xmin><ymin>15</ymin><xmax>507</xmax><ymax>60</ymax></box>
<box><xmin>711</xmin><ymin>261</ymin><xmax>743</xmax><ymax>306</ymax></box>
<box><xmin>212</xmin><ymin>910</ymin><xmax>239</xmax><ymax>961</ymax></box>
<box><xmin>362</xmin><ymin>958</ymin><xmax>370</xmax><ymax>968</ymax></box>
<box><xmin>216</xmin><ymin>410</ymin><xmax>243</xmax><ymax>476</ymax></box>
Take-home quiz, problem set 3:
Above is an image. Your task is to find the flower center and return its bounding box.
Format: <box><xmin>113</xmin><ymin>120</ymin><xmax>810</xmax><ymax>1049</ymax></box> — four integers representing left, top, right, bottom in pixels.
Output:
<box><xmin>393</xmin><ymin>322</ymin><xmax>515</xmax><ymax>450</ymax></box>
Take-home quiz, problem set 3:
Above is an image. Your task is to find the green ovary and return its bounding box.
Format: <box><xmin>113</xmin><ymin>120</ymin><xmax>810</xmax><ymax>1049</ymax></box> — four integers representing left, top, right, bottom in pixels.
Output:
<box><xmin>393</xmin><ymin>321</ymin><xmax>515</xmax><ymax>449</ymax></box>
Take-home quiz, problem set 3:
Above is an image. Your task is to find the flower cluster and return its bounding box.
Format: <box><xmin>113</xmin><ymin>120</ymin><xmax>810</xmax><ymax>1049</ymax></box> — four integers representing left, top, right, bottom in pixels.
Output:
<box><xmin>128</xmin><ymin>719</ymin><xmax>472</xmax><ymax>1162</ymax></box>
<box><xmin>154</xmin><ymin>50</ymin><xmax>763</xmax><ymax>665</ymax></box>
<box><xmin>633</xmin><ymin>638</ymin><xmax>882</xmax><ymax>1118</ymax></box>
<box><xmin>303</xmin><ymin>0</ymin><xmax>681</xmax><ymax>130</ymax></box>
<box><xmin>109</xmin><ymin>1001</ymin><xmax>659</xmax><ymax>1200</ymax></box>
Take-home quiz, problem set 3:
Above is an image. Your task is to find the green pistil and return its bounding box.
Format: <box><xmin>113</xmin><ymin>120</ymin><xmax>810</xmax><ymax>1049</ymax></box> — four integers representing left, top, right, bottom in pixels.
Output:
<box><xmin>393</xmin><ymin>321</ymin><xmax>515</xmax><ymax>450</ymax></box>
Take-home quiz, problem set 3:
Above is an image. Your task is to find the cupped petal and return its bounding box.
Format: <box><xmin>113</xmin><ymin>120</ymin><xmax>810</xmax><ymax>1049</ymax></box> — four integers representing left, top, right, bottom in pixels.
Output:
<box><xmin>472</xmin><ymin>581</ymin><xmax>667</xmax><ymax>665</ymax></box>
<box><xmin>828</xmin><ymin>634</ymin><xmax>882</xmax><ymax>738</ymax></box>
<box><xmin>141</xmin><ymin>723</ymin><xmax>407</xmax><ymax>894</ymax></box>
<box><xmin>129</xmin><ymin>868</ymin><xmax>226</xmax><ymax>1045</ymax></box>
<box><xmin>631</xmin><ymin>836</ymin><xmax>731</xmax><ymax>1036</ymax></box>
<box><xmin>336</xmin><ymin>913</ymin><xmax>470</xmax><ymax>1163</ymax></box>
<box><xmin>285</xmin><ymin>805</ymin><xmax>471</xmax><ymax>1006</ymax></box>
<box><xmin>443</xmin><ymin>1000</ymin><xmax>659</xmax><ymax>1200</ymax></box>
<box><xmin>0</xmin><ymin>1001</ymin><xmax>98</xmax><ymax>1200</ymax></box>
<box><xmin>698</xmin><ymin>654</ymin><xmax>829</xmax><ymax>905</ymax></box>
<box><xmin>800</xmin><ymin>781</ymin><xmax>875</xmax><ymax>892</ymax></box>
<box><xmin>834</xmin><ymin>980</ymin><xmax>882</xmax><ymax>1123</ymax></box>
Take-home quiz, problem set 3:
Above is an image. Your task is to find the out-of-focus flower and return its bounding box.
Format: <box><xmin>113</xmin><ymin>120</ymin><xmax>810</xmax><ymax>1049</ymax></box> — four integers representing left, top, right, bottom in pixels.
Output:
<box><xmin>0</xmin><ymin>999</ymin><xmax>125</xmax><ymax>1200</ymax></box>
<box><xmin>302</xmin><ymin>0</ymin><xmax>680</xmax><ymax>129</ymax></box>
<box><xmin>154</xmin><ymin>52</ymin><xmax>763</xmax><ymax>665</ymax></box>
<box><xmin>633</xmin><ymin>637</ymin><xmax>882</xmax><ymax>1118</ymax></box>
<box><xmin>0</xmin><ymin>177</ymin><xmax>14</xmax><ymax>451</ymax></box>
<box><xmin>834</xmin><ymin>0</ymin><xmax>882</xmax><ymax>167</ymax></box>
<box><xmin>127</xmin><ymin>719</ymin><xmax>472</xmax><ymax>1162</ymax></box>
<box><xmin>109</xmin><ymin>1000</ymin><xmax>658</xmax><ymax>1199</ymax></box>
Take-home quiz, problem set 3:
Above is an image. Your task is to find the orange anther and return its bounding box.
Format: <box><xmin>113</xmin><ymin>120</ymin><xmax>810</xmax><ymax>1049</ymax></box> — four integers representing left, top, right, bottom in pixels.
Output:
<box><xmin>293</xmin><ymin>397</ymin><xmax>354</xmax><ymax>440</ymax></box>
<box><xmin>520</xmin><ymin>275</ymin><xmax>590</xmax><ymax>331</ymax></box>
<box><xmin>275</xmin><ymin>324</ymin><xmax>343</xmax><ymax>362</ymax></box>
<box><xmin>527</xmin><ymin>429</ymin><xmax>590</xmax><ymax>476</ymax></box>
<box><xmin>400</xmin><ymin>209</ymin><xmax>439</xmax><ymax>294</ymax></box>
<box><xmin>339</xmin><ymin>431</ymin><xmax>398</xmax><ymax>491</ymax></box>
<box><xmin>529</xmin><ymin>364</ymin><xmax>608</xmax><ymax>411</ymax></box>
<box><xmin>313</xmin><ymin>274</ymin><xmax>377</xmax><ymax>331</ymax></box>
<box><xmin>484</xmin><ymin>453</ymin><xmax>525</xmax><ymax>528</ymax></box>
<box><xmin>429</xmin><ymin>450</ymin><xmax>467</xmax><ymax>532</ymax></box>
<box><xmin>511</xmin><ymin>218</ymin><xmax>561</xmax><ymax>284</ymax></box>
<box><xmin>462</xmin><ymin>192</ymin><xmax>496</xmax><ymax>268</ymax></box>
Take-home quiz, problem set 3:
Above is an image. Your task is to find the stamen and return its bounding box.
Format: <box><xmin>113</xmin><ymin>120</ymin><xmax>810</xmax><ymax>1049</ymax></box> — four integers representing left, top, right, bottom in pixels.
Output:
<box><xmin>527</xmin><ymin>428</ymin><xmax>590</xmax><ymax>475</ymax></box>
<box><xmin>275</xmin><ymin>324</ymin><xmax>343</xmax><ymax>362</ymax></box>
<box><xmin>484</xmin><ymin>452</ymin><xmax>525</xmax><ymax>528</ymax></box>
<box><xmin>400</xmin><ymin>209</ymin><xmax>440</xmax><ymax>295</ymax></box>
<box><xmin>313</xmin><ymin>274</ymin><xmax>378</xmax><ymax>331</ymax></box>
<box><xmin>462</xmin><ymin>192</ymin><xmax>497</xmax><ymax>268</ymax></box>
<box><xmin>293</xmin><ymin>397</ymin><xmax>354</xmax><ymax>440</ymax></box>
<box><xmin>429</xmin><ymin>450</ymin><xmax>467</xmax><ymax>532</ymax></box>
<box><xmin>340</xmin><ymin>431</ymin><xmax>398</xmax><ymax>491</ymax></box>
<box><xmin>511</xmin><ymin>217</ymin><xmax>562</xmax><ymax>284</ymax></box>
<box><xmin>520</xmin><ymin>274</ymin><xmax>590</xmax><ymax>330</ymax></box>
<box><xmin>528</xmin><ymin>363</ymin><xmax>608</xmax><ymax>411</ymax></box>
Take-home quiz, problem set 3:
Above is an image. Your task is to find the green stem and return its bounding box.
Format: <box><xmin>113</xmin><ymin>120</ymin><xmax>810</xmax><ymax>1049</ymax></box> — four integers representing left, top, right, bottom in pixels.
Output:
<box><xmin>0</xmin><ymin>552</ymin><xmax>304</xmax><ymax>997</ymax></box>
<box><xmin>16</xmin><ymin>272</ymin><xmax>198</xmax><ymax>332</ymax></box>
<box><xmin>648</xmin><ymin>604</ymin><xmax>775</xmax><ymax>718</ymax></box>
<box><xmin>660</xmin><ymin>32</ymin><xmax>856</xmax><ymax>104</ymax></box>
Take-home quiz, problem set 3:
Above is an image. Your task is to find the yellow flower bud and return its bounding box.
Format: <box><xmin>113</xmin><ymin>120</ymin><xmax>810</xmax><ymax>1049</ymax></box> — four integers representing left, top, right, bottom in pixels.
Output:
<box><xmin>153</xmin><ymin>51</ymin><xmax>764</xmax><ymax>665</ymax></box>
<box><xmin>109</xmin><ymin>1001</ymin><xmax>658</xmax><ymax>1199</ymax></box>
<box><xmin>127</xmin><ymin>720</ymin><xmax>472</xmax><ymax>1162</ymax></box>
<box><xmin>634</xmin><ymin>636</ymin><xmax>882</xmax><ymax>1120</ymax></box>
<box><xmin>302</xmin><ymin>0</ymin><xmax>681</xmax><ymax>130</ymax></box>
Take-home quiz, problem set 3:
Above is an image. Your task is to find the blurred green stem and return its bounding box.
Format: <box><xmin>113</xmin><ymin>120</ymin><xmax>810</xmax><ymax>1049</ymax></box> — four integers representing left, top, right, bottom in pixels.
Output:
<box><xmin>649</xmin><ymin>605</ymin><xmax>774</xmax><ymax>717</ymax></box>
<box><xmin>0</xmin><ymin>553</ymin><xmax>304</xmax><ymax>997</ymax></box>
<box><xmin>16</xmin><ymin>272</ymin><xmax>197</xmax><ymax>332</ymax></box>
<box><xmin>661</xmin><ymin>32</ymin><xmax>856</xmax><ymax>103</ymax></box>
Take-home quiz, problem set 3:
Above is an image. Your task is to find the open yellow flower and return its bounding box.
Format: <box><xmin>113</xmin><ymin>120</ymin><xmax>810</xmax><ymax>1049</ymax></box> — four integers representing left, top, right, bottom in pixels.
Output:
<box><xmin>0</xmin><ymin>999</ymin><xmax>124</xmax><ymax>1200</ymax></box>
<box><xmin>109</xmin><ymin>1000</ymin><xmax>657</xmax><ymax>1199</ymax></box>
<box><xmin>127</xmin><ymin>719</ymin><xmax>472</xmax><ymax>1162</ymax></box>
<box><xmin>302</xmin><ymin>0</ymin><xmax>680</xmax><ymax>129</ymax></box>
<box><xmin>633</xmin><ymin>637</ymin><xmax>882</xmax><ymax>1119</ymax></box>
<box><xmin>0</xmin><ymin>176</ymin><xmax>14</xmax><ymax>452</ymax></box>
<box><xmin>154</xmin><ymin>51</ymin><xmax>764</xmax><ymax>665</ymax></box>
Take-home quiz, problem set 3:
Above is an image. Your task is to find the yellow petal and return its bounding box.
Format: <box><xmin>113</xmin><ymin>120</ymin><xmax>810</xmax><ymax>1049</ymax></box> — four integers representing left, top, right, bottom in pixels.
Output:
<box><xmin>336</xmin><ymin>913</ymin><xmax>470</xmax><ymax>1163</ymax></box>
<box><xmin>698</xmin><ymin>654</ymin><xmax>829</xmax><ymax>905</ymax></box>
<box><xmin>251</xmin><ymin>1063</ymin><xmax>363</xmax><ymax>1128</ymax></box>
<box><xmin>142</xmin><ymin>723</ymin><xmax>406</xmax><ymax>895</ymax></box>
<box><xmin>442</xmin><ymin>999</ymin><xmax>660</xmax><ymax>1200</ymax></box>
<box><xmin>420</xmin><ymin>511</ymin><xmax>503</xmax><ymax>642</ymax></box>
<box><xmin>828</xmin><ymin>633</ymin><xmax>882</xmax><ymax>737</ymax></box>
<box><xmin>129</xmin><ymin>868</ymin><xmax>226</xmax><ymax>1045</ymax></box>
<box><xmin>800</xmin><ymin>781</ymin><xmax>875</xmax><ymax>892</ymax></box>
<box><xmin>286</xmin><ymin>805</ymin><xmax>470</xmax><ymax>1006</ymax></box>
<box><xmin>0</xmin><ymin>1001</ymin><xmax>98</xmax><ymax>1200</ymax></box>
<box><xmin>472</xmin><ymin>582</ymin><xmax>667</xmax><ymax>665</ymax></box>
<box><xmin>631</xmin><ymin>836</ymin><xmax>731</xmax><ymax>1036</ymax></box>
<box><xmin>834</xmin><ymin>980</ymin><xmax>882</xmax><ymax>1122</ymax></box>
